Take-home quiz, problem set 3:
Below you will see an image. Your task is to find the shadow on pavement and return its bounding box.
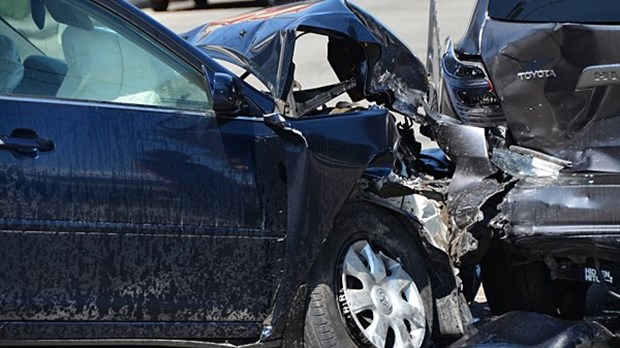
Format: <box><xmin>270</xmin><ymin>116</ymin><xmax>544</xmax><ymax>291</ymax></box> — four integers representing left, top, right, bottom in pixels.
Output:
<box><xmin>132</xmin><ymin>0</ymin><xmax>264</xmax><ymax>11</ymax></box>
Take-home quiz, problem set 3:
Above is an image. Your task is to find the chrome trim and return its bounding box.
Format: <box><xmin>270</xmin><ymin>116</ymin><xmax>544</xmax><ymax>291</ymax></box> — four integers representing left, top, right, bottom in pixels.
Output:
<box><xmin>513</xmin><ymin>225</ymin><xmax>620</xmax><ymax>235</ymax></box>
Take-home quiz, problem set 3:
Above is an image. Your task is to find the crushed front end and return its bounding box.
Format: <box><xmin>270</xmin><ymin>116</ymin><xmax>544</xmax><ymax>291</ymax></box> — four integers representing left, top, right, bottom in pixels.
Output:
<box><xmin>184</xmin><ymin>0</ymin><xmax>475</xmax><ymax>340</ymax></box>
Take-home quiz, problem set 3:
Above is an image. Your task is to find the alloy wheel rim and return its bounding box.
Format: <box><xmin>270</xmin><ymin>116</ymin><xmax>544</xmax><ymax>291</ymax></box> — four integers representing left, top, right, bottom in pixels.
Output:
<box><xmin>340</xmin><ymin>240</ymin><xmax>426</xmax><ymax>348</ymax></box>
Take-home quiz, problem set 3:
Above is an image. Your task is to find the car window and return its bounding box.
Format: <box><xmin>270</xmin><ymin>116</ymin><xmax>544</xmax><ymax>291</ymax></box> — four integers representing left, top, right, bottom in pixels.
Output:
<box><xmin>488</xmin><ymin>0</ymin><xmax>620</xmax><ymax>23</ymax></box>
<box><xmin>0</xmin><ymin>0</ymin><xmax>212</xmax><ymax>111</ymax></box>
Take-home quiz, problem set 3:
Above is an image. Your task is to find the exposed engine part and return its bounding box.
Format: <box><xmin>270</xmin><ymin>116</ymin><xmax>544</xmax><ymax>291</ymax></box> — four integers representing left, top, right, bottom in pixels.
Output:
<box><xmin>387</xmin><ymin>194</ymin><xmax>450</xmax><ymax>252</ymax></box>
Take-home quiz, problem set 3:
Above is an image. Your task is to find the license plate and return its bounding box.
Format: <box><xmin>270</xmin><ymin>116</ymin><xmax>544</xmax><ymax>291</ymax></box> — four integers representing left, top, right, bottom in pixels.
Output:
<box><xmin>584</xmin><ymin>267</ymin><xmax>614</xmax><ymax>284</ymax></box>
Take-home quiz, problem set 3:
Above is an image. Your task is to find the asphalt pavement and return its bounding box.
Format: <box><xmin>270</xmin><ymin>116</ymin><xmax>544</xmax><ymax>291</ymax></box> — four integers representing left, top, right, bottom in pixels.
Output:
<box><xmin>142</xmin><ymin>0</ymin><xmax>477</xmax><ymax>83</ymax></box>
<box><xmin>143</xmin><ymin>0</ymin><xmax>477</xmax><ymax>53</ymax></box>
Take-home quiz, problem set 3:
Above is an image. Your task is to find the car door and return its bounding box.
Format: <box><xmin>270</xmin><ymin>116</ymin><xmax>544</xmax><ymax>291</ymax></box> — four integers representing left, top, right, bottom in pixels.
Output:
<box><xmin>0</xmin><ymin>0</ymin><xmax>285</xmax><ymax>338</ymax></box>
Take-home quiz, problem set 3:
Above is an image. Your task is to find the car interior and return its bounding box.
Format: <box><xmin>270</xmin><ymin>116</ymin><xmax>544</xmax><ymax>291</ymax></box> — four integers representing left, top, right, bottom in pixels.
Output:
<box><xmin>0</xmin><ymin>34</ymin><xmax>25</xmax><ymax>95</ymax></box>
<box><xmin>0</xmin><ymin>0</ymin><xmax>210</xmax><ymax>111</ymax></box>
<box><xmin>210</xmin><ymin>31</ymin><xmax>373</xmax><ymax>118</ymax></box>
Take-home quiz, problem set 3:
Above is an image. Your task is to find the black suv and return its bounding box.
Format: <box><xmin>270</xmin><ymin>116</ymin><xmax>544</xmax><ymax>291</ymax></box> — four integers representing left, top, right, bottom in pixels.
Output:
<box><xmin>433</xmin><ymin>0</ymin><xmax>620</xmax><ymax>320</ymax></box>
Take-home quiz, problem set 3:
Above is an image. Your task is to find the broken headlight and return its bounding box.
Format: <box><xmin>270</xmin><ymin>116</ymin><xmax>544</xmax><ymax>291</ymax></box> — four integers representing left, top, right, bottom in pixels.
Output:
<box><xmin>441</xmin><ymin>41</ymin><xmax>506</xmax><ymax>127</ymax></box>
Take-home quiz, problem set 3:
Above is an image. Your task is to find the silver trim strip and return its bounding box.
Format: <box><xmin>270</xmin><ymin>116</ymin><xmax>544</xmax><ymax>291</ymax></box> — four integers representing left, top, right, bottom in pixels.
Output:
<box><xmin>513</xmin><ymin>225</ymin><xmax>620</xmax><ymax>235</ymax></box>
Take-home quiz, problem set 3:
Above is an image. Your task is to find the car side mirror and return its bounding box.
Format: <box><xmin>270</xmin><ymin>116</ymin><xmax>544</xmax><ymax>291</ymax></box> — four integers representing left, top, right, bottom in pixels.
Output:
<box><xmin>212</xmin><ymin>73</ymin><xmax>244</xmax><ymax>115</ymax></box>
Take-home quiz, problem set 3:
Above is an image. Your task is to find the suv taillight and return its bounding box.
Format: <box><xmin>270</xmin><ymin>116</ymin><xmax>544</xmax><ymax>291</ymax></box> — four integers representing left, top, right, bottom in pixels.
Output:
<box><xmin>441</xmin><ymin>41</ymin><xmax>506</xmax><ymax>127</ymax></box>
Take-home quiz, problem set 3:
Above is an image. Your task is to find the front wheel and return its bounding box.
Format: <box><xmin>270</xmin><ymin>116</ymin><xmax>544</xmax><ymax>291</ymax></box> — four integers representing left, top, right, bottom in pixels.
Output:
<box><xmin>304</xmin><ymin>203</ymin><xmax>433</xmax><ymax>348</ymax></box>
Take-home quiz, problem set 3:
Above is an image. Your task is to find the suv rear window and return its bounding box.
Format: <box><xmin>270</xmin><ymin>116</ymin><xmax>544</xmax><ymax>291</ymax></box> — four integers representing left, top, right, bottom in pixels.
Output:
<box><xmin>489</xmin><ymin>0</ymin><xmax>620</xmax><ymax>23</ymax></box>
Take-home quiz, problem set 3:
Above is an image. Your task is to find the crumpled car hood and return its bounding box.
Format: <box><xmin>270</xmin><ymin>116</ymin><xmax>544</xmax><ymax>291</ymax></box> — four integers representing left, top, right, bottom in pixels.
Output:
<box><xmin>183</xmin><ymin>0</ymin><xmax>428</xmax><ymax>118</ymax></box>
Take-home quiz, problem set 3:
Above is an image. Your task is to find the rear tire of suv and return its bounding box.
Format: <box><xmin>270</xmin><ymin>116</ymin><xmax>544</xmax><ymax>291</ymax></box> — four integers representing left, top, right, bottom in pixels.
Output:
<box><xmin>481</xmin><ymin>241</ymin><xmax>588</xmax><ymax>320</ymax></box>
<box><xmin>151</xmin><ymin>0</ymin><xmax>206</xmax><ymax>11</ymax></box>
<box><xmin>257</xmin><ymin>0</ymin><xmax>293</xmax><ymax>6</ymax></box>
<box><xmin>304</xmin><ymin>203</ymin><xmax>433</xmax><ymax>348</ymax></box>
<box><xmin>150</xmin><ymin>0</ymin><xmax>169</xmax><ymax>11</ymax></box>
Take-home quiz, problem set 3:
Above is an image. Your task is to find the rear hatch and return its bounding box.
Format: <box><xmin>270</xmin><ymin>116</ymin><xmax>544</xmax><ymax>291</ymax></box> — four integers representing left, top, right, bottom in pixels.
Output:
<box><xmin>481</xmin><ymin>0</ymin><xmax>620</xmax><ymax>172</ymax></box>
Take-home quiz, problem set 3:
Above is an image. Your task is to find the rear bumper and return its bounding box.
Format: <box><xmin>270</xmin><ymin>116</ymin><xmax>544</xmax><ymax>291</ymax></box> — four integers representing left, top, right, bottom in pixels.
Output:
<box><xmin>501</xmin><ymin>174</ymin><xmax>620</xmax><ymax>263</ymax></box>
<box><xmin>512</xmin><ymin>232</ymin><xmax>620</xmax><ymax>262</ymax></box>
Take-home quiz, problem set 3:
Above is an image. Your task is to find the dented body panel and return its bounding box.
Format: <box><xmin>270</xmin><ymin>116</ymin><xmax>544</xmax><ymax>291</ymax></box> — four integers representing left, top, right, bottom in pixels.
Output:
<box><xmin>428</xmin><ymin>113</ymin><xmax>498</xmax><ymax>230</ymax></box>
<box><xmin>481</xmin><ymin>20</ymin><xmax>620</xmax><ymax>172</ymax></box>
<box><xmin>475</xmin><ymin>5</ymin><xmax>620</xmax><ymax>245</ymax></box>
<box><xmin>184</xmin><ymin>0</ymin><xmax>428</xmax><ymax>118</ymax></box>
<box><xmin>438</xmin><ymin>0</ymin><xmax>620</xmax><ymax>262</ymax></box>
<box><xmin>260</xmin><ymin>107</ymin><xmax>407</xmax><ymax>338</ymax></box>
<box><xmin>0</xmin><ymin>97</ymin><xmax>287</xmax><ymax>337</ymax></box>
<box><xmin>0</xmin><ymin>98</ymin><xmax>407</xmax><ymax>341</ymax></box>
<box><xmin>435</xmin><ymin>0</ymin><xmax>620</xmax><ymax>321</ymax></box>
<box><xmin>502</xmin><ymin>174</ymin><xmax>620</xmax><ymax>261</ymax></box>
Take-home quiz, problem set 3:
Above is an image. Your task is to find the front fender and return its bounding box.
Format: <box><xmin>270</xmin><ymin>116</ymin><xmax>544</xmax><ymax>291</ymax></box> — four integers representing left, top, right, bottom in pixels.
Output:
<box><xmin>350</xmin><ymin>191</ymin><xmax>473</xmax><ymax>337</ymax></box>
<box><xmin>262</xmin><ymin>107</ymin><xmax>399</xmax><ymax>340</ymax></box>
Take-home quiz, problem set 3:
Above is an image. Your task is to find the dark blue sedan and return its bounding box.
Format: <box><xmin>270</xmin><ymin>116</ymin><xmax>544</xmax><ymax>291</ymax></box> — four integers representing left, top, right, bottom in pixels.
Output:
<box><xmin>0</xmin><ymin>0</ymin><xmax>469</xmax><ymax>347</ymax></box>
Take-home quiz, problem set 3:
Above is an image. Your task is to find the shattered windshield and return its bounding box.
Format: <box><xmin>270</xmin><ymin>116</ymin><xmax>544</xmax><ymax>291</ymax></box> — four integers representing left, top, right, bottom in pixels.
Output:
<box><xmin>488</xmin><ymin>0</ymin><xmax>620</xmax><ymax>23</ymax></box>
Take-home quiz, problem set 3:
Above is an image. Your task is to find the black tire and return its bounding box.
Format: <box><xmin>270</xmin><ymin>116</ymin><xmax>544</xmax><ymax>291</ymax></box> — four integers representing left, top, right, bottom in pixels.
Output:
<box><xmin>481</xmin><ymin>241</ymin><xmax>588</xmax><ymax>320</ymax></box>
<box><xmin>150</xmin><ymin>0</ymin><xmax>169</xmax><ymax>11</ymax></box>
<box><xmin>304</xmin><ymin>203</ymin><xmax>434</xmax><ymax>348</ymax></box>
<box><xmin>256</xmin><ymin>0</ymin><xmax>291</xmax><ymax>7</ymax></box>
<box><xmin>194</xmin><ymin>0</ymin><xmax>207</xmax><ymax>8</ymax></box>
<box><xmin>256</xmin><ymin>0</ymin><xmax>272</xmax><ymax>6</ymax></box>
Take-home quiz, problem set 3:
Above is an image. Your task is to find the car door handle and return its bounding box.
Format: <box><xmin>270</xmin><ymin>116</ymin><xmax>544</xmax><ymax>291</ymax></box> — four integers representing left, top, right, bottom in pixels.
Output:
<box><xmin>0</xmin><ymin>129</ymin><xmax>55</xmax><ymax>157</ymax></box>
